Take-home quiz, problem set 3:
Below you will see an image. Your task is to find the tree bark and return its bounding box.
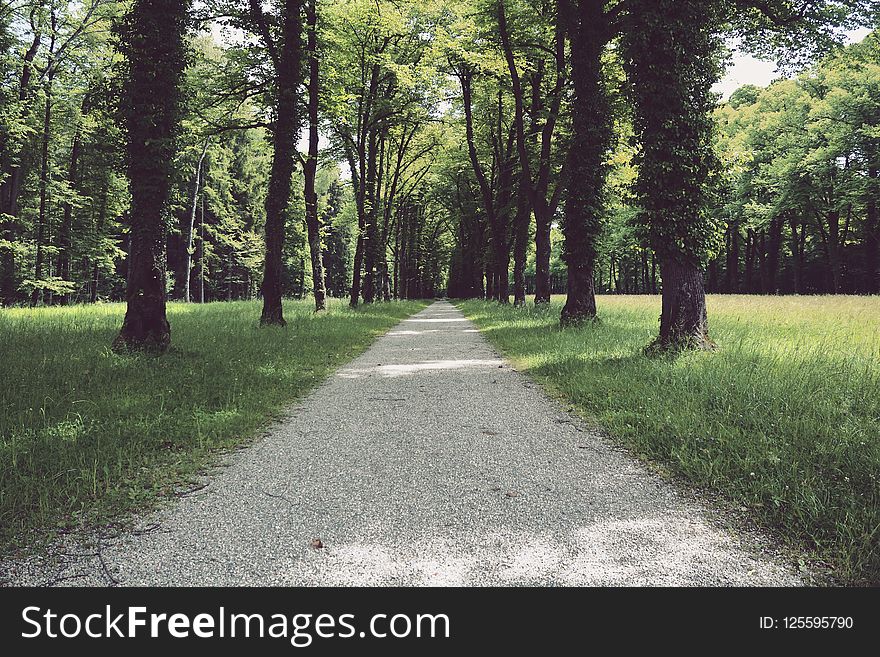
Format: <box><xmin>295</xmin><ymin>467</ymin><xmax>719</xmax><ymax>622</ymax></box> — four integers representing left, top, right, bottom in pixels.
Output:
<box><xmin>198</xmin><ymin>185</ymin><xmax>206</xmax><ymax>303</ymax></box>
<box><xmin>651</xmin><ymin>257</ymin><xmax>713</xmax><ymax>352</ymax></box>
<box><xmin>726</xmin><ymin>218</ymin><xmax>739</xmax><ymax>292</ymax></box>
<box><xmin>113</xmin><ymin>0</ymin><xmax>190</xmax><ymax>352</ymax></box>
<box><xmin>303</xmin><ymin>0</ymin><xmax>326</xmax><ymax>311</ymax></box>
<box><xmin>622</xmin><ymin>0</ymin><xmax>719</xmax><ymax>351</ymax></box>
<box><xmin>185</xmin><ymin>140</ymin><xmax>208</xmax><ymax>303</ymax></box>
<box><xmin>362</xmin><ymin>127</ymin><xmax>380</xmax><ymax>304</ymax></box>
<box><xmin>560</xmin><ymin>0</ymin><xmax>608</xmax><ymax>326</ymax></box>
<box><xmin>32</xmin><ymin>62</ymin><xmax>54</xmax><ymax>307</ymax></box>
<box><xmin>764</xmin><ymin>217</ymin><xmax>782</xmax><ymax>294</ymax></box>
<box><xmin>512</xmin><ymin>172</ymin><xmax>530</xmax><ymax>306</ymax></box>
<box><xmin>864</xmin><ymin>166</ymin><xmax>878</xmax><ymax>294</ymax></box>
<box><xmin>259</xmin><ymin>0</ymin><xmax>302</xmax><ymax>326</ymax></box>
<box><xmin>58</xmin><ymin>95</ymin><xmax>88</xmax><ymax>306</ymax></box>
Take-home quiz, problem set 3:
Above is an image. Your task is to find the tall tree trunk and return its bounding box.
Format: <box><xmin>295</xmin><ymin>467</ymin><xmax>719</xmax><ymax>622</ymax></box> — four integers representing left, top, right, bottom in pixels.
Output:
<box><xmin>346</xmin><ymin>148</ymin><xmax>364</xmax><ymax>307</ymax></box>
<box><xmin>32</xmin><ymin>65</ymin><xmax>54</xmax><ymax>307</ymax></box>
<box><xmin>362</xmin><ymin>127</ymin><xmax>379</xmax><ymax>304</ymax></box>
<box><xmin>789</xmin><ymin>216</ymin><xmax>802</xmax><ymax>294</ymax></box>
<box><xmin>303</xmin><ymin>0</ymin><xmax>326</xmax><ymax>311</ymax></box>
<box><xmin>764</xmin><ymin>217</ymin><xmax>782</xmax><ymax>294</ymax></box>
<box><xmin>744</xmin><ymin>228</ymin><xmax>754</xmax><ymax>293</ymax></box>
<box><xmin>512</xmin><ymin>178</ymin><xmax>529</xmax><ymax>306</ymax></box>
<box><xmin>864</xmin><ymin>166</ymin><xmax>878</xmax><ymax>294</ymax></box>
<box><xmin>457</xmin><ymin>66</ymin><xmax>501</xmax><ymax>303</ymax></box>
<box><xmin>198</xmin><ymin>187</ymin><xmax>205</xmax><ymax>303</ymax></box>
<box><xmin>623</xmin><ymin>0</ymin><xmax>718</xmax><ymax>351</ymax></box>
<box><xmin>650</xmin><ymin>252</ymin><xmax>657</xmax><ymax>294</ymax></box>
<box><xmin>185</xmin><ymin>140</ymin><xmax>208</xmax><ymax>303</ymax></box>
<box><xmin>560</xmin><ymin>0</ymin><xmax>608</xmax><ymax>325</ymax></box>
<box><xmin>726</xmin><ymin>218</ymin><xmax>739</xmax><ymax>292</ymax></box>
<box><xmin>113</xmin><ymin>0</ymin><xmax>190</xmax><ymax>352</ymax></box>
<box><xmin>755</xmin><ymin>228</ymin><xmax>766</xmax><ymax>294</ymax></box>
<box><xmin>259</xmin><ymin>0</ymin><xmax>303</xmax><ymax>326</ymax></box>
<box><xmin>59</xmin><ymin>99</ymin><xmax>86</xmax><ymax>306</ymax></box>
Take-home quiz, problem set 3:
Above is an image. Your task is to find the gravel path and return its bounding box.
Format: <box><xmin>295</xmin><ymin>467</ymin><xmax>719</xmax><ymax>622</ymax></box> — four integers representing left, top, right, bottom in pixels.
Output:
<box><xmin>3</xmin><ymin>301</ymin><xmax>801</xmax><ymax>586</ymax></box>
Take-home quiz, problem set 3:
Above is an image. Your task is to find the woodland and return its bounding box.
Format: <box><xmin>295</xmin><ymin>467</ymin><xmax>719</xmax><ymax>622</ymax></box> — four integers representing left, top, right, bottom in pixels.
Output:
<box><xmin>1</xmin><ymin>0</ymin><xmax>877</xmax><ymax>352</ymax></box>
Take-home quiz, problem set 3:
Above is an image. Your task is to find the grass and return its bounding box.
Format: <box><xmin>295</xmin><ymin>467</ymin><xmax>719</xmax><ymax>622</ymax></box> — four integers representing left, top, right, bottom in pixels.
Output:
<box><xmin>457</xmin><ymin>295</ymin><xmax>880</xmax><ymax>585</ymax></box>
<box><xmin>0</xmin><ymin>298</ymin><xmax>427</xmax><ymax>555</ymax></box>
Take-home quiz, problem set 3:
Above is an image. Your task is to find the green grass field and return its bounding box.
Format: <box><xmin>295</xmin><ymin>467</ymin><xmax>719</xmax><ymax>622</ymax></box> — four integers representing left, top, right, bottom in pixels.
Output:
<box><xmin>0</xmin><ymin>298</ymin><xmax>427</xmax><ymax>555</ymax></box>
<box><xmin>458</xmin><ymin>295</ymin><xmax>880</xmax><ymax>585</ymax></box>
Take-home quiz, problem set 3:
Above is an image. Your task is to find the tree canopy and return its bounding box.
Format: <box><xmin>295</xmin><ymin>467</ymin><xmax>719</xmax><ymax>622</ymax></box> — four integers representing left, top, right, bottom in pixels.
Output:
<box><xmin>0</xmin><ymin>0</ymin><xmax>876</xmax><ymax>349</ymax></box>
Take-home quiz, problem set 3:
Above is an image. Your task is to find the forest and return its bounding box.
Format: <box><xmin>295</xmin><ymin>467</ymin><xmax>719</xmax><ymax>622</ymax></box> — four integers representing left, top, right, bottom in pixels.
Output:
<box><xmin>1</xmin><ymin>0</ymin><xmax>877</xmax><ymax>349</ymax></box>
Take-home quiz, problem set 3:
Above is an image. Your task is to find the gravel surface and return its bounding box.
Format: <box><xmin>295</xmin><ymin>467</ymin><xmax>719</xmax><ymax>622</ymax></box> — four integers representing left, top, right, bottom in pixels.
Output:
<box><xmin>2</xmin><ymin>301</ymin><xmax>802</xmax><ymax>586</ymax></box>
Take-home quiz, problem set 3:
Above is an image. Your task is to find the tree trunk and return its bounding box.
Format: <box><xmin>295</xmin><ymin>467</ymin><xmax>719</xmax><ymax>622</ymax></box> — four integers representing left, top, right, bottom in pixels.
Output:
<box><xmin>789</xmin><ymin>216</ymin><xmax>802</xmax><ymax>294</ymax></box>
<box><xmin>744</xmin><ymin>228</ymin><xmax>754</xmax><ymax>293</ymax></box>
<box><xmin>650</xmin><ymin>252</ymin><xmax>657</xmax><ymax>294</ymax></box>
<box><xmin>362</xmin><ymin>127</ymin><xmax>379</xmax><ymax>304</ymax></box>
<box><xmin>513</xmin><ymin>171</ymin><xmax>532</xmax><ymax>306</ymax></box>
<box><xmin>725</xmin><ymin>218</ymin><xmax>739</xmax><ymax>292</ymax></box>
<box><xmin>457</xmin><ymin>66</ymin><xmax>502</xmax><ymax>304</ymax></box>
<box><xmin>764</xmin><ymin>217</ymin><xmax>782</xmax><ymax>294</ymax></box>
<box><xmin>533</xmin><ymin>206</ymin><xmax>551</xmax><ymax>305</ymax></box>
<box><xmin>113</xmin><ymin>0</ymin><xmax>190</xmax><ymax>352</ymax></box>
<box><xmin>198</xmin><ymin>188</ymin><xmax>206</xmax><ymax>303</ymax></box>
<box><xmin>259</xmin><ymin>0</ymin><xmax>303</xmax><ymax>326</ymax></box>
<box><xmin>303</xmin><ymin>0</ymin><xmax>326</xmax><ymax>311</ymax></box>
<box><xmin>561</xmin><ymin>0</ymin><xmax>607</xmax><ymax>325</ymax></box>
<box><xmin>59</xmin><ymin>104</ymin><xmax>84</xmax><ymax>306</ymax></box>
<box><xmin>497</xmin><ymin>0</ymin><xmax>564</xmax><ymax>307</ymax></box>
<box><xmin>185</xmin><ymin>141</ymin><xmax>208</xmax><ymax>303</ymax></box>
<box><xmin>864</xmin><ymin>166</ymin><xmax>878</xmax><ymax>294</ymax></box>
<box><xmin>32</xmin><ymin>65</ymin><xmax>54</xmax><ymax>307</ymax></box>
<box><xmin>622</xmin><ymin>0</ymin><xmax>719</xmax><ymax>350</ymax></box>
<box><xmin>824</xmin><ymin>210</ymin><xmax>842</xmax><ymax>294</ymax></box>
<box><xmin>651</xmin><ymin>257</ymin><xmax>713</xmax><ymax>352</ymax></box>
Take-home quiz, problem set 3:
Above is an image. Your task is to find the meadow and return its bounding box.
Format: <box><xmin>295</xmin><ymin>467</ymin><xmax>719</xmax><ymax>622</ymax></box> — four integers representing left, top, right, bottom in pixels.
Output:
<box><xmin>0</xmin><ymin>299</ymin><xmax>427</xmax><ymax>554</ymax></box>
<box><xmin>458</xmin><ymin>295</ymin><xmax>880</xmax><ymax>585</ymax></box>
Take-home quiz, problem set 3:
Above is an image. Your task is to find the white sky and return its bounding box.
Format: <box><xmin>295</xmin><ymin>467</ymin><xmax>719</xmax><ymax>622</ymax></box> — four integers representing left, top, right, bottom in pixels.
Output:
<box><xmin>714</xmin><ymin>27</ymin><xmax>873</xmax><ymax>99</ymax></box>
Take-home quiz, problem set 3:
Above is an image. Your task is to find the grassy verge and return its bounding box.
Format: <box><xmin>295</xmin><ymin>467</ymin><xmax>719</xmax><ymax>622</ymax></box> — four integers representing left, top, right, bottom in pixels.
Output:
<box><xmin>0</xmin><ymin>298</ymin><xmax>427</xmax><ymax>555</ymax></box>
<box><xmin>457</xmin><ymin>295</ymin><xmax>880</xmax><ymax>585</ymax></box>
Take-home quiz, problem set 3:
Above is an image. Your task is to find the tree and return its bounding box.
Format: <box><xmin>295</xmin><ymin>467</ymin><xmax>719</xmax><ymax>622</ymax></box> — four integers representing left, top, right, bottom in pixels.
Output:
<box><xmin>559</xmin><ymin>0</ymin><xmax>611</xmax><ymax>324</ymax></box>
<box><xmin>497</xmin><ymin>0</ymin><xmax>568</xmax><ymax>305</ymax></box>
<box><xmin>303</xmin><ymin>0</ymin><xmax>326</xmax><ymax>311</ymax></box>
<box><xmin>251</xmin><ymin>0</ymin><xmax>303</xmax><ymax>326</ymax></box>
<box><xmin>112</xmin><ymin>0</ymin><xmax>190</xmax><ymax>353</ymax></box>
<box><xmin>622</xmin><ymin>0</ymin><xmax>723</xmax><ymax>351</ymax></box>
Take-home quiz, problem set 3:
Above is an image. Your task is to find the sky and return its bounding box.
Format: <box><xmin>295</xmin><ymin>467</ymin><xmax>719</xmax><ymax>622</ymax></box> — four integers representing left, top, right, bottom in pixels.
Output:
<box><xmin>713</xmin><ymin>27</ymin><xmax>873</xmax><ymax>99</ymax></box>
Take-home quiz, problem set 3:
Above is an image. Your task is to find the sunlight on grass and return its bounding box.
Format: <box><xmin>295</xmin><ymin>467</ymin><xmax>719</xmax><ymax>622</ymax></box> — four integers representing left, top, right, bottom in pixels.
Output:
<box><xmin>0</xmin><ymin>298</ymin><xmax>428</xmax><ymax>553</ymax></box>
<box><xmin>459</xmin><ymin>294</ymin><xmax>880</xmax><ymax>585</ymax></box>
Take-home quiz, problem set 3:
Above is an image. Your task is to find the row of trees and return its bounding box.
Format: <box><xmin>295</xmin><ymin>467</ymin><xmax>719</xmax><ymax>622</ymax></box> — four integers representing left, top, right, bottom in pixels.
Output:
<box><xmin>1</xmin><ymin>0</ymin><xmax>877</xmax><ymax>352</ymax></box>
<box><xmin>1</xmin><ymin>0</ymin><xmax>454</xmax><ymax>349</ymax></box>
<box><xmin>442</xmin><ymin>0</ymin><xmax>877</xmax><ymax>351</ymax></box>
<box><xmin>593</xmin><ymin>29</ymin><xmax>880</xmax><ymax>298</ymax></box>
